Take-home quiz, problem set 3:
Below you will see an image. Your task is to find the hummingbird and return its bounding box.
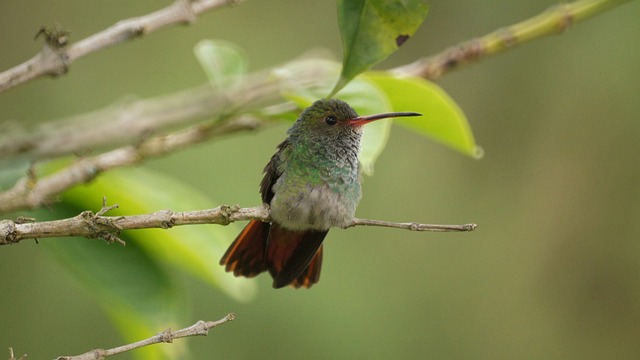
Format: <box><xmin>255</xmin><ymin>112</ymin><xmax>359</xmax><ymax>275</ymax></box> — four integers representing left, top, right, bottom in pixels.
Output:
<box><xmin>220</xmin><ymin>99</ymin><xmax>421</xmax><ymax>289</ymax></box>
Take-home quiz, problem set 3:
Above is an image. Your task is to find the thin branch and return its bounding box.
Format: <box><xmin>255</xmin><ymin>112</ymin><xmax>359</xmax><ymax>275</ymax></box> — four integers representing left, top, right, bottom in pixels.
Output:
<box><xmin>0</xmin><ymin>203</ymin><xmax>475</xmax><ymax>245</ymax></box>
<box><xmin>0</xmin><ymin>115</ymin><xmax>264</xmax><ymax>214</ymax></box>
<box><xmin>348</xmin><ymin>218</ymin><xmax>477</xmax><ymax>232</ymax></box>
<box><xmin>55</xmin><ymin>314</ymin><xmax>236</xmax><ymax>360</ymax></box>
<box><xmin>0</xmin><ymin>63</ymin><xmax>329</xmax><ymax>164</ymax></box>
<box><xmin>391</xmin><ymin>0</ymin><xmax>633</xmax><ymax>79</ymax></box>
<box><xmin>0</xmin><ymin>0</ymin><xmax>241</xmax><ymax>93</ymax></box>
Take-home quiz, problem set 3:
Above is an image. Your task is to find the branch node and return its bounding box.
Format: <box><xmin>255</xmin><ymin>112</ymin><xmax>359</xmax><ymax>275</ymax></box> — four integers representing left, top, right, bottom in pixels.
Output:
<box><xmin>219</xmin><ymin>205</ymin><xmax>238</xmax><ymax>225</ymax></box>
<box><xmin>57</xmin><ymin>348</ymin><xmax>107</xmax><ymax>360</ymax></box>
<box><xmin>99</xmin><ymin>231</ymin><xmax>126</xmax><ymax>246</ymax></box>
<box><xmin>161</xmin><ymin>328</ymin><xmax>174</xmax><ymax>343</ymax></box>
<box><xmin>35</xmin><ymin>24</ymin><xmax>71</xmax><ymax>48</ymax></box>
<box><xmin>154</xmin><ymin>209</ymin><xmax>175</xmax><ymax>229</ymax></box>
<box><xmin>97</xmin><ymin>197</ymin><xmax>119</xmax><ymax>216</ymax></box>
<box><xmin>79</xmin><ymin>208</ymin><xmax>126</xmax><ymax>245</ymax></box>
<box><xmin>177</xmin><ymin>0</ymin><xmax>198</xmax><ymax>25</ymax></box>
<box><xmin>15</xmin><ymin>216</ymin><xmax>36</xmax><ymax>224</ymax></box>
<box><xmin>193</xmin><ymin>320</ymin><xmax>210</xmax><ymax>334</ymax></box>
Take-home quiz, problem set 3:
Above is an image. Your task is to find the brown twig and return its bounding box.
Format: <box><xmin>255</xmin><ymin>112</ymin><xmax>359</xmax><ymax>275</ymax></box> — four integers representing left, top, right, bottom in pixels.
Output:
<box><xmin>55</xmin><ymin>314</ymin><xmax>236</xmax><ymax>360</ymax></box>
<box><xmin>0</xmin><ymin>202</ymin><xmax>475</xmax><ymax>245</ymax></box>
<box><xmin>0</xmin><ymin>0</ymin><xmax>241</xmax><ymax>93</ymax></box>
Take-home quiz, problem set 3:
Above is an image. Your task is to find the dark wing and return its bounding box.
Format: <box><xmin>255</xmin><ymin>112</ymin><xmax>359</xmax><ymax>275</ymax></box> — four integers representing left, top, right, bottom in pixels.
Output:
<box><xmin>260</xmin><ymin>139</ymin><xmax>289</xmax><ymax>204</ymax></box>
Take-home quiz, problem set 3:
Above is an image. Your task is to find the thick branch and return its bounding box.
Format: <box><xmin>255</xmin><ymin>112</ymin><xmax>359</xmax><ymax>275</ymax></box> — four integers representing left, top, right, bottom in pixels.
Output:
<box><xmin>0</xmin><ymin>203</ymin><xmax>475</xmax><ymax>245</ymax></box>
<box><xmin>0</xmin><ymin>0</ymin><xmax>240</xmax><ymax>93</ymax></box>
<box><xmin>55</xmin><ymin>314</ymin><xmax>235</xmax><ymax>360</ymax></box>
<box><xmin>391</xmin><ymin>0</ymin><xmax>632</xmax><ymax>79</ymax></box>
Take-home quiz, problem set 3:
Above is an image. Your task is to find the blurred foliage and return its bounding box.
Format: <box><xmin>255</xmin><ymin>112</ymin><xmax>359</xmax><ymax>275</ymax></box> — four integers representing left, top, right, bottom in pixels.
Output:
<box><xmin>1</xmin><ymin>0</ymin><xmax>639</xmax><ymax>360</ymax></box>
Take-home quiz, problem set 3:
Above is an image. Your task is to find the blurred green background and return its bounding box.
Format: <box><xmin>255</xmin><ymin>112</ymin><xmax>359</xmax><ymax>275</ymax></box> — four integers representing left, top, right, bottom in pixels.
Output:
<box><xmin>1</xmin><ymin>0</ymin><xmax>640</xmax><ymax>359</ymax></box>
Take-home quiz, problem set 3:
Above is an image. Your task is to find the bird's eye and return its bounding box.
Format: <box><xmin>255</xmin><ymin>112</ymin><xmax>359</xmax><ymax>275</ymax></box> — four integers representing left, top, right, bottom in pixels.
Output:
<box><xmin>324</xmin><ymin>115</ymin><xmax>337</xmax><ymax>125</ymax></box>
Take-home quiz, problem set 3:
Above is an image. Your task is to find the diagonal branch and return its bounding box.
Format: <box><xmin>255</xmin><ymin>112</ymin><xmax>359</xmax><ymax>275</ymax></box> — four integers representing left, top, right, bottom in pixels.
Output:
<box><xmin>0</xmin><ymin>0</ymin><xmax>241</xmax><ymax>93</ymax></box>
<box><xmin>55</xmin><ymin>314</ymin><xmax>236</xmax><ymax>360</ymax></box>
<box><xmin>0</xmin><ymin>115</ymin><xmax>263</xmax><ymax>214</ymax></box>
<box><xmin>0</xmin><ymin>64</ymin><xmax>328</xmax><ymax>164</ymax></box>
<box><xmin>0</xmin><ymin>203</ymin><xmax>476</xmax><ymax>245</ymax></box>
<box><xmin>391</xmin><ymin>0</ymin><xmax>633</xmax><ymax>80</ymax></box>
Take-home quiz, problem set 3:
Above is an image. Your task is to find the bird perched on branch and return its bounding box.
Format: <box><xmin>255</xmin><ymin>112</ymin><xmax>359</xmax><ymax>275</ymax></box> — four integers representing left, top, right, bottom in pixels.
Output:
<box><xmin>220</xmin><ymin>98</ymin><xmax>421</xmax><ymax>288</ymax></box>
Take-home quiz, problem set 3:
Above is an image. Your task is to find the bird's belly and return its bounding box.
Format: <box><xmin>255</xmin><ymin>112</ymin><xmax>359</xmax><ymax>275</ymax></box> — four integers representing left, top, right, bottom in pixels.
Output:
<box><xmin>270</xmin><ymin>184</ymin><xmax>359</xmax><ymax>231</ymax></box>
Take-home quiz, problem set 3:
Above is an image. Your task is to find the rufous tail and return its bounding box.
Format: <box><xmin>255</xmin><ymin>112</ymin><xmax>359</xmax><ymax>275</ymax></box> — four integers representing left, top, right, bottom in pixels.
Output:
<box><xmin>220</xmin><ymin>220</ymin><xmax>269</xmax><ymax>277</ymax></box>
<box><xmin>219</xmin><ymin>220</ymin><xmax>327</xmax><ymax>289</ymax></box>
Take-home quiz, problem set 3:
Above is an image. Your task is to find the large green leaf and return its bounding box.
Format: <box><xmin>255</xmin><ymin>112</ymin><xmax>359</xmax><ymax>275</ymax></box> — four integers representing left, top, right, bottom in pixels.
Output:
<box><xmin>332</xmin><ymin>0</ymin><xmax>429</xmax><ymax>95</ymax></box>
<box><xmin>61</xmin><ymin>166</ymin><xmax>256</xmax><ymax>302</ymax></box>
<box><xmin>368</xmin><ymin>73</ymin><xmax>482</xmax><ymax>158</ymax></box>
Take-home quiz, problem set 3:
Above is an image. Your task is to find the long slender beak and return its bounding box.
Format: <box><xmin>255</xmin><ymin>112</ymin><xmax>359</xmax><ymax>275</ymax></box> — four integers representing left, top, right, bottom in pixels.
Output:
<box><xmin>349</xmin><ymin>111</ymin><xmax>422</xmax><ymax>126</ymax></box>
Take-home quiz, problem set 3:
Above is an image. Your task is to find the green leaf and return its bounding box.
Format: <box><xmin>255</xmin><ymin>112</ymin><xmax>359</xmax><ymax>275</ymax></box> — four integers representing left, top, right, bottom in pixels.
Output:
<box><xmin>367</xmin><ymin>73</ymin><xmax>483</xmax><ymax>158</ymax></box>
<box><xmin>332</xmin><ymin>0</ymin><xmax>429</xmax><ymax>96</ymax></box>
<box><xmin>280</xmin><ymin>59</ymin><xmax>393</xmax><ymax>174</ymax></box>
<box><xmin>61</xmin><ymin>166</ymin><xmax>257</xmax><ymax>302</ymax></box>
<box><xmin>194</xmin><ymin>39</ymin><xmax>247</xmax><ymax>91</ymax></box>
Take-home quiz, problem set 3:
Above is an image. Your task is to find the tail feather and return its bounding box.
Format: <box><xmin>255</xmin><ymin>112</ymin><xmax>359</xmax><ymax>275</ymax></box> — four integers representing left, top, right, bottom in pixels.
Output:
<box><xmin>219</xmin><ymin>220</ymin><xmax>269</xmax><ymax>277</ymax></box>
<box><xmin>219</xmin><ymin>220</ymin><xmax>328</xmax><ymax>289</ymax></box>
<box><xmin>290</xmin><ymin>247</ymin><xmax>323</xmax><ymax>289</ymax></box>
<box><xmin>268</xmin><ymin>224</ymin><xmax>327</xmax><ymax>289</ymax></box>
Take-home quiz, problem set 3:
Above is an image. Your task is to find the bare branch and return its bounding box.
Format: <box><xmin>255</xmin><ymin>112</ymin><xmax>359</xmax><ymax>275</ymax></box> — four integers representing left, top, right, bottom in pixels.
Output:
<box><xmin>0</xmin><ymin>115</ymin><xmax>264</xmax><ymax>214</ymax></box>
<box><xmin>348</xmin><ymin>218</ymin><xmax>477</xmax><ymax>232</ymax></box>
<box><xmin>391</xmin><ymin>0</ymin><xmax>632</xmax><ymax>79</ymax></box>
<box><xmin>0</xmin><ymin>203</ymin><xmax>475</xmax><ymax>245</ymax></box>
<box><xmin>0</xmin><ymin>63</ymin><xmax>329</xmax><ymax>164</ymax></box>
<box><xmin>56</xmin><ymin>314</ymin><xmax>236</xmax><ymax>360</ymax></box>
<box><xmin>0</xmin><ymin>0</ymin><xmax>241</xmax><ymax>93</ymax></box>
